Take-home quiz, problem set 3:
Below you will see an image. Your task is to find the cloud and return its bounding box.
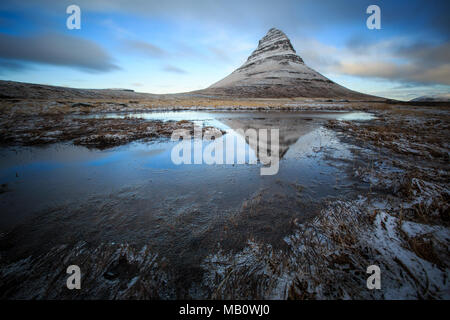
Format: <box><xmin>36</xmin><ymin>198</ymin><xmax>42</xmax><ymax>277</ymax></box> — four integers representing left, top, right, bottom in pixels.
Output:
<box><xmin>345</xmin><ymin>37</ymin><xmax>450</xmax><ymax>67</ymax></box>
<box><xmin>0</xmin><ymin>0</ymin><xmax>448</xmax><ymax>94</ymax></box>
<box><xmin>3</xmin><ymin>0</ymin><xmax>449</xmax><ymax>39</ymax></box>
<box><xmin>292</xmin><ymin>34</ymin><xmax>450</xmax><ymax>86</ymax></box>
<box><xmin>337</xmin><ymin>39</ymin><xmax>450</xmax><ymax>85</ymax></box>
<box><xmin>163</xmin><ymin>65</ymin><xmax>187</xmax><ymax>74</ymax></box>
<box><xmin>122</xmin><ymin>39</ymin><xmax>168</xmax><ymax>58</ymax></box>
<box><xmin>101</xmin><ymin>19</ymin><xmax>135</xmax><ymax>38</ymax></box>
<box><xmin>0</xmin><ymin>32</ymin><xmax>119</xmax><ymax>72</ymax></box>
<box><xmin>395</xmin><ymin>42</ymin><xmax>450</xmax><ymax>67</ymax></box>
<box><xmin>292</xmin><ymin>37</ymin><xmax>339</xmax><ymax>69</ymax></box>
<box><xmin>336</xmin><ymin>61</ymin><xmax>450</xmax><ymax>86</ymax></box>
<box><xmin>0</xmin><ymin>59</ymin><xmax>27</xmax><ymax>73</ymax></box>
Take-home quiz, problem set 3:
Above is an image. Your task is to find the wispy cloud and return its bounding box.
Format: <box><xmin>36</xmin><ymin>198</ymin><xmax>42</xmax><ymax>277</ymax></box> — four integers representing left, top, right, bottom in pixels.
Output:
<box><xmin>122</xmin><ymin>39</ymin><xmax>168</xmax><ymax>58</ymax></box>
<box><xmin>101</xmin><ymin>19</ymin><xmax>135</xmax><ymax>38</ymax></box>
<box><xmin>163</xmin><ymin>65</ymin><xmax>187</xmax><ymax>74</ymax></box>
<box><xmin>337</xmin><ymin>61</ymin><xmax>450</xmax><ymax>85</ymax></box>
<box><xmin>338</xmin><ymin>39</ymin><xmax>450</xmax><ymax>85</ymax></box>
<box><xmin>0</xmin><ymin>0</ymin><xmax>448</xmax><ymax>97</ymax></box>
<box><xmin>3</xmin><ymin>0</ymin><xmax>448</xmax><ymax>39</ymax></box>
<box><xmin>293</xmin><ymin>35</ymin><xmax>450</xmax><ymax>86</ymax></box>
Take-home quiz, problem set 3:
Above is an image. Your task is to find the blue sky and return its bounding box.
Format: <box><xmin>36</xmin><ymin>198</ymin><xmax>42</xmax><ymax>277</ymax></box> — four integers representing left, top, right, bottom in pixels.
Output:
<box><xmin>0</xmin><ymin>0</ymin><xmax>449</xmax><ymax>100</ymax></box>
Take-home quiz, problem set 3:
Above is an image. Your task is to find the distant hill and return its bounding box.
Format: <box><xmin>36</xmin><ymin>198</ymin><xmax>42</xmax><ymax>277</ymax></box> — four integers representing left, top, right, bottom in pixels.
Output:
<box><xmin>0</xmin><ymin>80</ymin><xmax>155</xmax><ymax>100</ymax></box>
<box><xmin>410</xmin><ymin>94</ymin><xmax>450</xmax><ymax>102</ymax></box>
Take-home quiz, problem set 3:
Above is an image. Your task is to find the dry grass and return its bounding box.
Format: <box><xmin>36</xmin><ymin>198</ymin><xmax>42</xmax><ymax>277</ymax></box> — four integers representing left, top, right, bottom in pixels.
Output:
<box><xmin>407</xmin><ymin>235</ymin><xmax>444</xmax><ymax>268</ymax></box>
<box><xmin>203</xmin><ymin>105</ymin><xmax>450</xmax><ymax>300</ymax></box>
<box><xmin>202</xmin><ymin>200</ymin><xmax>378</xmax><ymax>299</ymax></box>
<box><xmin>0</xmin><ymin>242</ymin><xmax>174</xmax><ymax>299</ymax></box>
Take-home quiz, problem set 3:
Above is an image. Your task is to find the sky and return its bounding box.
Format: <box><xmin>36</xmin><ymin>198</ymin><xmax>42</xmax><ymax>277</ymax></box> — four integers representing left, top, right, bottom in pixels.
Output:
<box><xmin>0</xmin><ymin>0</ymin><xmax>449</xmax><ymax>100</ymax></box>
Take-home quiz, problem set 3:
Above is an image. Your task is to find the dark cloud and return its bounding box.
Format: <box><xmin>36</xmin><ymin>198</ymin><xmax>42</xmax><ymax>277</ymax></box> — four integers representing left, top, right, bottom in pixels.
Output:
<box><xmin>346</xmin><ymin>37</ymin><xmax>450</xmax><ymax>67</ymax></box>
<box><xmin>0</xmin><ymin>32</ymin><xmax>119</xmax><ymax>72</ymax></box>
<box><xmin>394</xmin><ymin>42</ymin><xmax>450</xmax><ymax>68</ymax></box>
<box><xmin>163</xmin><ymin>65</ymin><xmax>187</xmax><ymax>74</ymax></box>
<box><xmin>345</xmin><ymin>36</ymin><xmax>371</xmax><ymax>54</ymax></box>
<box><xmin>3</xmin><ymin>0</ymin><xmax>448</xmax><ymax>38</ymax></box>
<box><xmin>337</xmin><ymin>61</ymin><xmax>450</xmax><ymax>85</ymax></box>
<box><xmin>122</xmin><ymin>39</ymin><xmax>168</xmax><ymax>58</ymax></box>
<box><xmin>339</xmin><ymin>38</ymin><xmax>450</xmax><ymax>85</ymax></box>
<box><xmin>0</xmin><ymin>0</ymin><xmax>448</xmax><ymax>89</ymax></box>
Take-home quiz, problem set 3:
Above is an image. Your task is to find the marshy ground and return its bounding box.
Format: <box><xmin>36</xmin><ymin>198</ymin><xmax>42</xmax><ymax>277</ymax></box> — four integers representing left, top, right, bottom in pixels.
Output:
<box><xmin>0</xmin><ymin>97</ymin><xmax>448</xmax><ymax>299</ymax></box>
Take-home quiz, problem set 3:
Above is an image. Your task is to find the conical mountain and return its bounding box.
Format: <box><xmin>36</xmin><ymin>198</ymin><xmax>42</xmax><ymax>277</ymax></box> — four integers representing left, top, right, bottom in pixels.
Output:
<box><xmin>195</xmin><ymin>28</ymin><xmax>377</xmax><ymax>99</ymax></box>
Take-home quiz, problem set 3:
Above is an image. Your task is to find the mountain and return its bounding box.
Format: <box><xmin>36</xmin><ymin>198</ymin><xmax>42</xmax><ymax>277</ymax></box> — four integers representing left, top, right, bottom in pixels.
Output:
<box><xmin>194</xmin><ymin>28</ymin><xmax>378</xmax><ymax>100</ymax></box>
<box><xmin>410</xmin><ymin>94</ymin><xmax>450</xmax><ymax>102</ymax></box>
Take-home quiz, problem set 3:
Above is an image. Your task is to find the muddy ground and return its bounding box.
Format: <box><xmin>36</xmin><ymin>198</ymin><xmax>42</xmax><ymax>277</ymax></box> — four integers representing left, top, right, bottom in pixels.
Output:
<box><xmin>0</xmin><ymin>115</ymin><xmax>224</xmax><ymax>149</ymax></box>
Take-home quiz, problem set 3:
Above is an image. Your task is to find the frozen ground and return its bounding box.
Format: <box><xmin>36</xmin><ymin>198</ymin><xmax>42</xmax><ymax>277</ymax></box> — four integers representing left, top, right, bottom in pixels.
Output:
<box><xmin>0</xmin><ymin>100</ymin><xmax>448</xmax><ymax>299</ymax></box>
<box><xmin>203</xmin><ymin>106</ymin><xmax>450</xmax><ymax>299</ymax></box>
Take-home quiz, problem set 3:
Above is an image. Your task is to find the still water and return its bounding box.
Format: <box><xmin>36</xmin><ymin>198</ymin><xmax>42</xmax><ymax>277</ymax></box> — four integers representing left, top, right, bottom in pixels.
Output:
<box><xmin>0</xmin><ymin>110</ymin><xmax>373</xmax><ymax>295</ymax></box>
